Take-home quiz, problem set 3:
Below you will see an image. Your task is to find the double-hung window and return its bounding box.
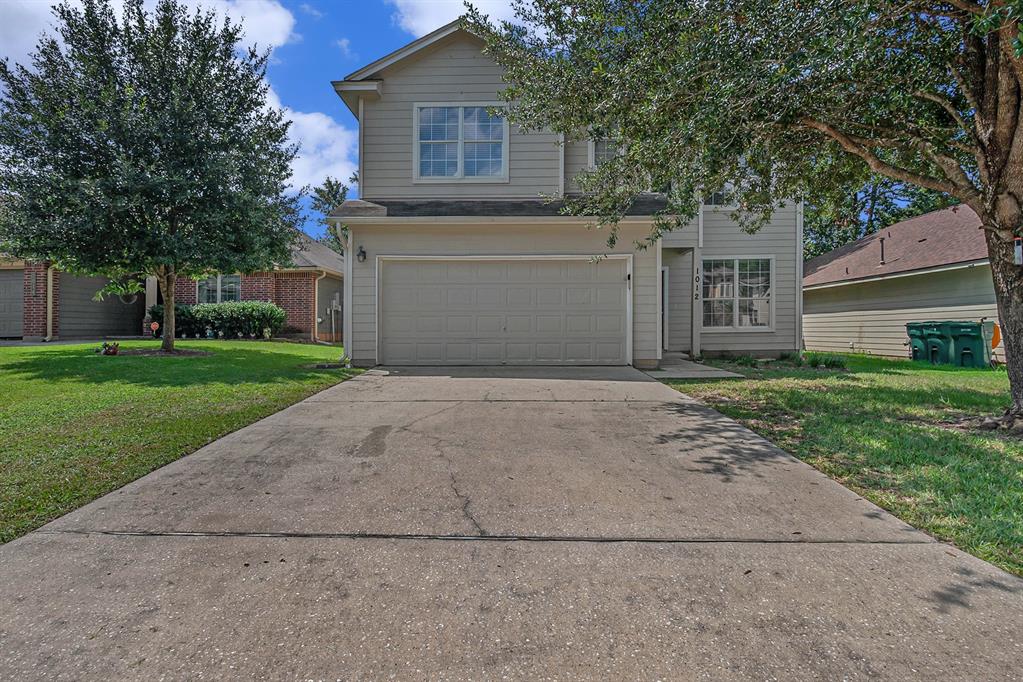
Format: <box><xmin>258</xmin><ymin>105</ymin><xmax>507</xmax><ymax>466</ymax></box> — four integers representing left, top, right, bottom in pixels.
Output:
<box><xmin>702</xmin><ymin>258</ymin><xmax>772</xmax><ymax>329</ymax></box>
<box><xmin>589</xmin><ymin>138</ymin><xmax>619</xmax><ymax>167</ymax></box>
<box><xmin>197</xmin><ymin>274</ymin><xmax>241</xmax><ymax>304</ymax></box>
<box><xmin>415</xmin><ymin>104</ymin><xmax>508</xmax><ymax>181</ymax></box>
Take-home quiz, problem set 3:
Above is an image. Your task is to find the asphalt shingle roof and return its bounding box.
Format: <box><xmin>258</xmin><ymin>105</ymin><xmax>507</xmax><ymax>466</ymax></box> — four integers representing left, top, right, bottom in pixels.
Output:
<box><xmin>803</xmin><ymin>206</ymin><xmax>987</xmax><ymax>288</ymax></box>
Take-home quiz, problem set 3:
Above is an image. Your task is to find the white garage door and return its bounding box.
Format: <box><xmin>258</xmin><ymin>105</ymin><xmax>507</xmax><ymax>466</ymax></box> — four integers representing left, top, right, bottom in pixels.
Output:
<box><xmin>380</xmin><ymin>258</ymin><xmax>629</xmax><ymax>365</ymax></box>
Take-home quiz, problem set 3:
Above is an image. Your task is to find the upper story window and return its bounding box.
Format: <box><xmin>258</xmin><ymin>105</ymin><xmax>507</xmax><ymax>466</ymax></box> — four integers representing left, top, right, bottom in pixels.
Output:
<box><xmin>589</xmin><ymin>139</ymin><xmax>619</xmax><ymax>167</ymax></box>
<box><xmin>197</xmin><ymin>274</ymin><xmax>241</xmax><ymax>304</ymax></box>
<box><xmin>702</xmin><ymin>258</ymin><xmax>772</xmax><ymax>329</ymax></box>
<box><xmin>414</xmin><ymin>104</ymin><xmax>509</xmax><ymax>182</ymax></box>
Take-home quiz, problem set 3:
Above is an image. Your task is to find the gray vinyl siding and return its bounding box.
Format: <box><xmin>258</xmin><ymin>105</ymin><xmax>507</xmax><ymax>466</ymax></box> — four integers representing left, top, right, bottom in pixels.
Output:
<box><xmin>699</xmin><ymin>203</ymin><xmax>800</xmax><ymax>355</ymax></box>
<box><xmin>361</xmin><ymin>34</ymin><xmax>560</xmax><ymax>201</ymax></box>
<box><xmin>60</xmin><ymin>274</ymin><xmax>146</xmax><ymax>338</ymax></box>
<box><xmin>803</xmin><ymin>264</ymin><xmax>1002</xmax><ymax>360</ymax></box>
<box><xmin>347</xmin><ymin>222</ymin><xmax>660</xmax><ymax>366</ymax></box>
<box><xmin>563</xmin><ymin>139</ymin><xmax>590</xmax><ymax>194</ymax></box>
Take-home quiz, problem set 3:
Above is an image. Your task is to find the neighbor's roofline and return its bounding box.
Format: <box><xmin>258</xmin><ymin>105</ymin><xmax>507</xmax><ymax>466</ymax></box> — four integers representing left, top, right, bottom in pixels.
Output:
<box><xmin>342</xmin><ymin>19</ymin><xmax>465</xmax><ymax>82</ymax></box>
<box><xmin>803</xmin><ymin>258</ymin><xmax>989</xmax><ymax>291</ymax></box>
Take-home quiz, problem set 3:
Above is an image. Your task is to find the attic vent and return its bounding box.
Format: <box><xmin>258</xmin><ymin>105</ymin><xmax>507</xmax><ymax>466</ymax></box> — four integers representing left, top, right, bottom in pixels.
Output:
<box><xmin>879</xmin><ymin>237</ymin><xmax>886</xmax><ymax>265</ymax></box>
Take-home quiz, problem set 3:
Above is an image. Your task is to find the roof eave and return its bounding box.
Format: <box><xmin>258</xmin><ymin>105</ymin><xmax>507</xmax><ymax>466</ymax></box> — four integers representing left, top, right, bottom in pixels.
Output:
<box><xmin>342</xmin><ymin>19</ymin><xmax>464</xmax><ymax>82</ymax></box>
<box><xmin>803</xmin><ymin>258</ymin><xmax>990</xmax><ymax>291</ymax></box>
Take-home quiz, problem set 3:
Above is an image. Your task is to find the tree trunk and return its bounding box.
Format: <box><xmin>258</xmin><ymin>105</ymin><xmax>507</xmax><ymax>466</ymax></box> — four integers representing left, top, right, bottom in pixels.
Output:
<box><xmin>157</xmin><ymin>269</ymin><xmax>176</xmax><ymax>353</ymax></box>
<box><xmin>986</xmin><ymin>226</ymin><xmax>1023</xmax><ymax>415</ymax></box>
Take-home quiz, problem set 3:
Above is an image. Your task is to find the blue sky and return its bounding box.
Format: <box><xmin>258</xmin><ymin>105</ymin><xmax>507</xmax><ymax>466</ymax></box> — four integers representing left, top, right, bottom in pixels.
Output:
<box><xmin>0</xmin><ymin>0</ymin><xmax>518</xmax><ymax>236</ymax></box>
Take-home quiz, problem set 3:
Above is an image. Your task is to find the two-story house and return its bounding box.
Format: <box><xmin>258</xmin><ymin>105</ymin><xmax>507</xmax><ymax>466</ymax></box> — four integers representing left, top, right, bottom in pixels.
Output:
<box><xmin>330</xmin><ymin>21</ymin><xmax>803</xmax><ymax>368</ymax></box>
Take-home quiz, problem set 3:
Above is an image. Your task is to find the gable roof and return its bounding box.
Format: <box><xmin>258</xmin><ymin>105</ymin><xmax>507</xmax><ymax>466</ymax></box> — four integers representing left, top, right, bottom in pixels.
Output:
<box><xmin>332</xmin><ymin>19</ymin><xmax>474</xmax><ymax>116</ymax></box>
<box><xmin>286</xmin><ymin>232</ymin><xmax>343</xmax><ymax>276</ymax></box>
<box><xmin>803</xmin><ymin>205</ymin><xmax>988</xmax><ymax>289</ymax></box>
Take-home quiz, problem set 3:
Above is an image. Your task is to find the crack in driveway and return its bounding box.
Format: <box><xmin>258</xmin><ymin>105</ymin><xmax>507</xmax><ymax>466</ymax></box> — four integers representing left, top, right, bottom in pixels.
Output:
<box><xmin>38</xmin><ymin>528</ymin><xmax>936</xmax><ymax>545</ymax></box>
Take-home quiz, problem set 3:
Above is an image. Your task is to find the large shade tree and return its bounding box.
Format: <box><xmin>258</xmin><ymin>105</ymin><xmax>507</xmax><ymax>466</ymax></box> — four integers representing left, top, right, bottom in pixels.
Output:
<box><xmin>0</xmin><ymin>0</ymin><xmax>300</xmax><ymax>351</ymax></box>
<box><xmin>466</xmin><ymin>0</ymin><xmax>1023</xmax><ymax>415</ymax></box>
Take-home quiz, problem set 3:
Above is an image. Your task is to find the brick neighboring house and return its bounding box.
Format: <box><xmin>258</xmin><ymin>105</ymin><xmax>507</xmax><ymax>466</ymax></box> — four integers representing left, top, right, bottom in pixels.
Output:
<box><xmin>1</xmin><ymin>233</ymin><xmax>344</xmax><ymax>342</ymax></box>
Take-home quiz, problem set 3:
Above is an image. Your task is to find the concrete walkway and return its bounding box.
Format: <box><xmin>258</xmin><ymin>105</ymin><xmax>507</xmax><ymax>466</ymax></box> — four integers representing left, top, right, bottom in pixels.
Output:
<box><xmin>643</xmin><ymin>357</ymin><xmax>743</xmax><ymax>379</ymax></box>
<box><xmin>1</xmin><ymin>366</ymin><xmax>1021</xmax><ymax>679</ymax></box>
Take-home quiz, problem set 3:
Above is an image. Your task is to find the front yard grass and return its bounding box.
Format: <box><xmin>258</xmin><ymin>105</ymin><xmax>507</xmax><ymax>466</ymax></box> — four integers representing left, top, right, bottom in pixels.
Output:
<box><xmin>0</xmin><ymin>340</ymin><xmax>358</xmax><ymax>543</ymax></box>
<box><xmin>666</xmin><ymin>354</ymin><xmax>1023</xmax><ymax>577</ymax></box>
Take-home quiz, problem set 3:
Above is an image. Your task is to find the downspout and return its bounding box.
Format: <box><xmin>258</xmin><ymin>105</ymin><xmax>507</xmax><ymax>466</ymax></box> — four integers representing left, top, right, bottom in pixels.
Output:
<box><xmin>313</xmin><ymin>270</ymin><xmax>327</xmax><ymax>343</ymax></box>
<box><xmin>45</xmin><ymin>265</ymin><xmax>55</xmax><ymax>342</ymax></box>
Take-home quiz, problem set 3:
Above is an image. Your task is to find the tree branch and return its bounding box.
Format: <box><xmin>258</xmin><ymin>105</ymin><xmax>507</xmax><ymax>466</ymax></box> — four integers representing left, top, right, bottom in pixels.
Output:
<box><xmin>799</xmin><ymin>117</ymin><xmax>976</xmax><ymax>200</ymax></box>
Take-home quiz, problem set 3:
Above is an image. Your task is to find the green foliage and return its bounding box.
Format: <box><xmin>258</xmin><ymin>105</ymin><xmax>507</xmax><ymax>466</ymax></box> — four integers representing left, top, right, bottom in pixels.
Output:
<box><xmin>734</xmin><ymin>354</ymin><xmax>759</xmax><ymax>367</ymax></box>
<box><xmin>777</xmin><ymin>351</ymin><xmax>804</xmax><ymax>366</ymax></box>
<box><xmin>822</xmin><ymin>355</ymin><xmax>848</xmax><ymax>369</ymax></box>
<box><xmin>804</xmin><ymin>177</ymin><xmax>959</xmax><ymax>260</ymax></box>
<box><xmin>311</xmin><ymin>176</ymin><xmax>350</xmax><ymax>254</ymax></box>
<box><xmin>465</xmin><ymin>1</ymin><xmax>1011</xmax><ymax>240</ymax></box>
<box><xmin>148</xmin><ymin>301</ymin><xmax>286</xmax><ymax>338</ymax></box>
<box><xmin>0</xmin><ymin>0</ymin><xmax>301</xmax><ymax>346</ymax></box>
<box><xmin>806</xmin><ymin>353</ymin><xmax>825</xmax><ymax>369</ymax></box>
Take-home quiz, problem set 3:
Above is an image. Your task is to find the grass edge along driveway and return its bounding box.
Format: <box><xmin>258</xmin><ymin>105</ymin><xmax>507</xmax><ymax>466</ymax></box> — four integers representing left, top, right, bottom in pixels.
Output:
<box><xmin>0</xmin><ymin>340</ymin><xmax>358</xmax><ymax>543</ymax></box>
<box><xmin>665</xmin><ymin>354</ymin><xmax>1022</xmax><ymax>577</ymax></box>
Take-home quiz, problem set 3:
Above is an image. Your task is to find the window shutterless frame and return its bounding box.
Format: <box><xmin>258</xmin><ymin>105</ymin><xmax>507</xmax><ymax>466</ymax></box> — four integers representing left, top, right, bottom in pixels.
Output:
<box><xmin>412</xmin><ymin>102</ymin><xmax>510</xmax><ymax>183</ymax></box>
<box><xmin>700</xmin><ymin>256</ymin><xmax>775</xmax><ymax>332</ymax></box>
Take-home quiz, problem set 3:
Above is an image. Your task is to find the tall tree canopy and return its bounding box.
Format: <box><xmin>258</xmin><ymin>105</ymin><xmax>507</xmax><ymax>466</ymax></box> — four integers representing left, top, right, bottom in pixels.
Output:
<box><xmin>310</xmin><ymin>175</ymin><xmax>351</xmax><ymax>255</ymax></box>
<box><xmin>0</xmin><ymin>0</ymin><xmax>301</xmax><ymax>350</ymax></box>
<box><xmin>467</xmin><ymin>0</ymin><xmax>1023</xmax><ymax>414</ymax></box>
<box><xmin>804</xmin><ymin>178</ymin><xmax>958</xmax><ymax>260</ymax></box>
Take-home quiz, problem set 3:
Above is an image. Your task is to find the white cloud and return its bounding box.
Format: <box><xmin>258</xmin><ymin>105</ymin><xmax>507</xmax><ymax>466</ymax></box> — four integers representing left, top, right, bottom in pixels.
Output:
<box><xmin>266</xmin><ymin>88</ymin><xmax>358</xmax><ymax>193</ymax></box>
<box><xmin>0</xmin><ymin>0</ymin><xmax>297</xmax><ymax>68</ymax></box>
<box><xmin>335</xmin><ymin>37</ymin><xmax>354</xmax><ymax>58</ymax></box>
<box><xmin>386</xmin><ymin>0</ymin><xmax>517</xmax><ymax>37</ymax></box>
<box><xmin>298</xmin><ymin>3</ymin><xmax>324</xmax><ymax>19</ymax></box>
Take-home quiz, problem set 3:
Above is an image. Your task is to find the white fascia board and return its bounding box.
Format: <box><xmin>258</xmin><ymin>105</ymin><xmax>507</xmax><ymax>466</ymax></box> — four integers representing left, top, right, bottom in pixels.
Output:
<box><xmin>343</xmin><ymin>20</ymin><xmax>463</xmax><ymax>81</ymax></box>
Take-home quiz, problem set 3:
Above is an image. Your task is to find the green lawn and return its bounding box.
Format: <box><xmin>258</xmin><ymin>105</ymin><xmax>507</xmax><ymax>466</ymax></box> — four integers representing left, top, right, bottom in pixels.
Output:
<box><xmin>0</xmin><ymin>340</ymin><xmax>358</xmax><ymax>543</ymax></box>
<box><xmin>666</xmin><ymin>354</ymin><xmax>1022</xmax><ymax>576</ymax></box>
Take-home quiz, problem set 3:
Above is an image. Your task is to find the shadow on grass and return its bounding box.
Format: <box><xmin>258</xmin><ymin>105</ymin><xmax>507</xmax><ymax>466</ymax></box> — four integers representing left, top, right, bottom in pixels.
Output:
<box><xmin>0</xmin><ymin>343</ymin><xmax>350</xmax><ymax>389</ymax></box>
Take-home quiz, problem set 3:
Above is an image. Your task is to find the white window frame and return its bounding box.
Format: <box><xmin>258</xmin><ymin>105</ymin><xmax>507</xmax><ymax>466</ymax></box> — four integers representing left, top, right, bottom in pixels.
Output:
<box><xmin>412</xmin><ymin>102</ymin><xmax>510</xmax><ymax>183</ymax></box>
<box><xmin>700</xmin><ymin>256</ymin><xmax>775</xmax><ymax>332</ymax></box>
<box><xmin>196</xmin><ymin>273</ymin><xmax>241</xmax><ymax>304</ymax></box>
<box><xmin>587</xmin><ymin>138</ymin><xmax>619</xmax><ymax>169</ymax></box>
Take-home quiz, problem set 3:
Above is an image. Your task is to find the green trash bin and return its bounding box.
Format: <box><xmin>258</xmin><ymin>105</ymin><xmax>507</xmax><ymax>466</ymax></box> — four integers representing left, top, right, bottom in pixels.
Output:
<box><xmin>906</xmin><ymin>322</ymin><xmax>927</xmax><ymax>361</ymax></box>
<box><xmin>948</xmin><ymin>320</ymin><xmax>995</xmax><ymax>367</ymax></box>
<box><xmin>920</xmin><ymin>321</ymin><xmax>952</xmax><ymax>364</ymax></box>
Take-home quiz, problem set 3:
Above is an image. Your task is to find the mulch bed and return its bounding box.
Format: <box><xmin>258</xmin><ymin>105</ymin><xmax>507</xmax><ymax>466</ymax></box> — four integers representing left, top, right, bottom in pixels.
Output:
<box><xmin>102</xmin><ymin>349</ymin><xmax>213</xmax><ymax>357</ymax></box>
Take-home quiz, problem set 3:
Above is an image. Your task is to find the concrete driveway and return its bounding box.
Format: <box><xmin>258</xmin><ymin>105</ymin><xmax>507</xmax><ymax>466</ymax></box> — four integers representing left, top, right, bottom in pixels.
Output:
<box><xmin>2</xmin><ymin>367</ymin><xmax>1021</xmax><ymax>679</ymax></box>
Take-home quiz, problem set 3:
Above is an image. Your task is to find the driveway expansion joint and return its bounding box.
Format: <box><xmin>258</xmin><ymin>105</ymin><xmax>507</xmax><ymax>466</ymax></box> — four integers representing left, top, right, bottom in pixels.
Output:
<box><xmin>39</xmin><ymin>529</ymin><xmax>937</xmax><ymax>546</ymax></box>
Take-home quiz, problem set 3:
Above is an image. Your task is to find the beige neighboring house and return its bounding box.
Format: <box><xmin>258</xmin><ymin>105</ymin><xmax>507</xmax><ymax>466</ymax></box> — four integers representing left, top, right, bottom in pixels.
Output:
<box><xmin>803</xmin><ymin>205</ymin><xmax>1003</xmax><ymax>361</ymax></box>
<box><xmin>329</xmin><ymin>21</ymin><xmax>802</xmax><ymax>367</ymax></box>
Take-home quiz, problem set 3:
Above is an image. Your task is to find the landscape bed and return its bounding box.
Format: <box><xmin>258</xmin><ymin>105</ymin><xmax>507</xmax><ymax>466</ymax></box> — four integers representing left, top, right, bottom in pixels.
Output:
<box><xmin>666</xmin><ymin>354</ymin><xmax>1022</xmax><ymax>577</ymax></box>
<box><xmin>0</xmin><ymin>340</ymin><xmax>357</xmax><ymax>543</ymax></box>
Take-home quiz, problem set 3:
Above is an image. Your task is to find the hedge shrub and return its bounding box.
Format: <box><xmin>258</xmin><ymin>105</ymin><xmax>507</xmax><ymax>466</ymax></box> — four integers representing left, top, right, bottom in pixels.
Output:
<box><xmin>149</xmin><ymin>301</ymin><xmax>287</xmax><ymax>339</ymax></box>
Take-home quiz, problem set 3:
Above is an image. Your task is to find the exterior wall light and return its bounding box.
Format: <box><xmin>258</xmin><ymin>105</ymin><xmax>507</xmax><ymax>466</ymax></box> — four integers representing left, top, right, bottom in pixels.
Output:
<box><xmin>356</xmin><ymin>246</ymin><xmax>367</xmax><ymax>263</ymax></box>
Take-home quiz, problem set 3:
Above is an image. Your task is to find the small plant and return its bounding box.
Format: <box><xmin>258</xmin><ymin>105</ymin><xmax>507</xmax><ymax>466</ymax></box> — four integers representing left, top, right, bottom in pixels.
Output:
<box><xmin>823</xmin><ymin>355</ymin><xmax>847</xmax><ymax>369</ymax></box>
<box><xmin>735</xmin><ymin>354</ymin><xmax>758</xmax><ymax>367</ymax></box>
<box><xmin>778</xmin><ymin>351</ymin><xmax>803</xmax><ymax>366</ymax></box>
<box><xmin>806</xmin><ymin>353</ymin><xmax>824</xmax><ymax>368</ymax></box>
<box><xmin>96</xmin><ymin>341</ymin><xmax>120</xmax><ymax>356</ymax></box>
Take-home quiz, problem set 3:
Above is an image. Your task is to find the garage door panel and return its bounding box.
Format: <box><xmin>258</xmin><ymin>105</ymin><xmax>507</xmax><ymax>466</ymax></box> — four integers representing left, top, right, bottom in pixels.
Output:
<box><xmin>379</xmin><ymin>259</ymin><xmax>628</xmax><ymax>365</ymax></box>
<box><xmin>0</xmin><ymin>269</ymin><xmax>23</xmax><ymax>338</ymax></box>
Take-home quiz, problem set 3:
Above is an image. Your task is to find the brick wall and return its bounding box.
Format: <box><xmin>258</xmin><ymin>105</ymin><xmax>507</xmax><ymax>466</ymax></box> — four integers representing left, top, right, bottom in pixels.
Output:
<box><xmin>23</xmin><ymin>262</ymin><xmax>58</xmax><ymax>339</ymax></box>
<box><xmin>241</xmin><ymin>273</ymin><xmax>274</xmax><ymax>301</ymax></box>
<box><xmin>273</xmin><ymin>271</ymin><xmax>315</xmax><ymax>337</ymax></box>
<box><xmin>174</xmin><ymin>277</ymin><xmax>197</xmax><ymax>304</ymax></box>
